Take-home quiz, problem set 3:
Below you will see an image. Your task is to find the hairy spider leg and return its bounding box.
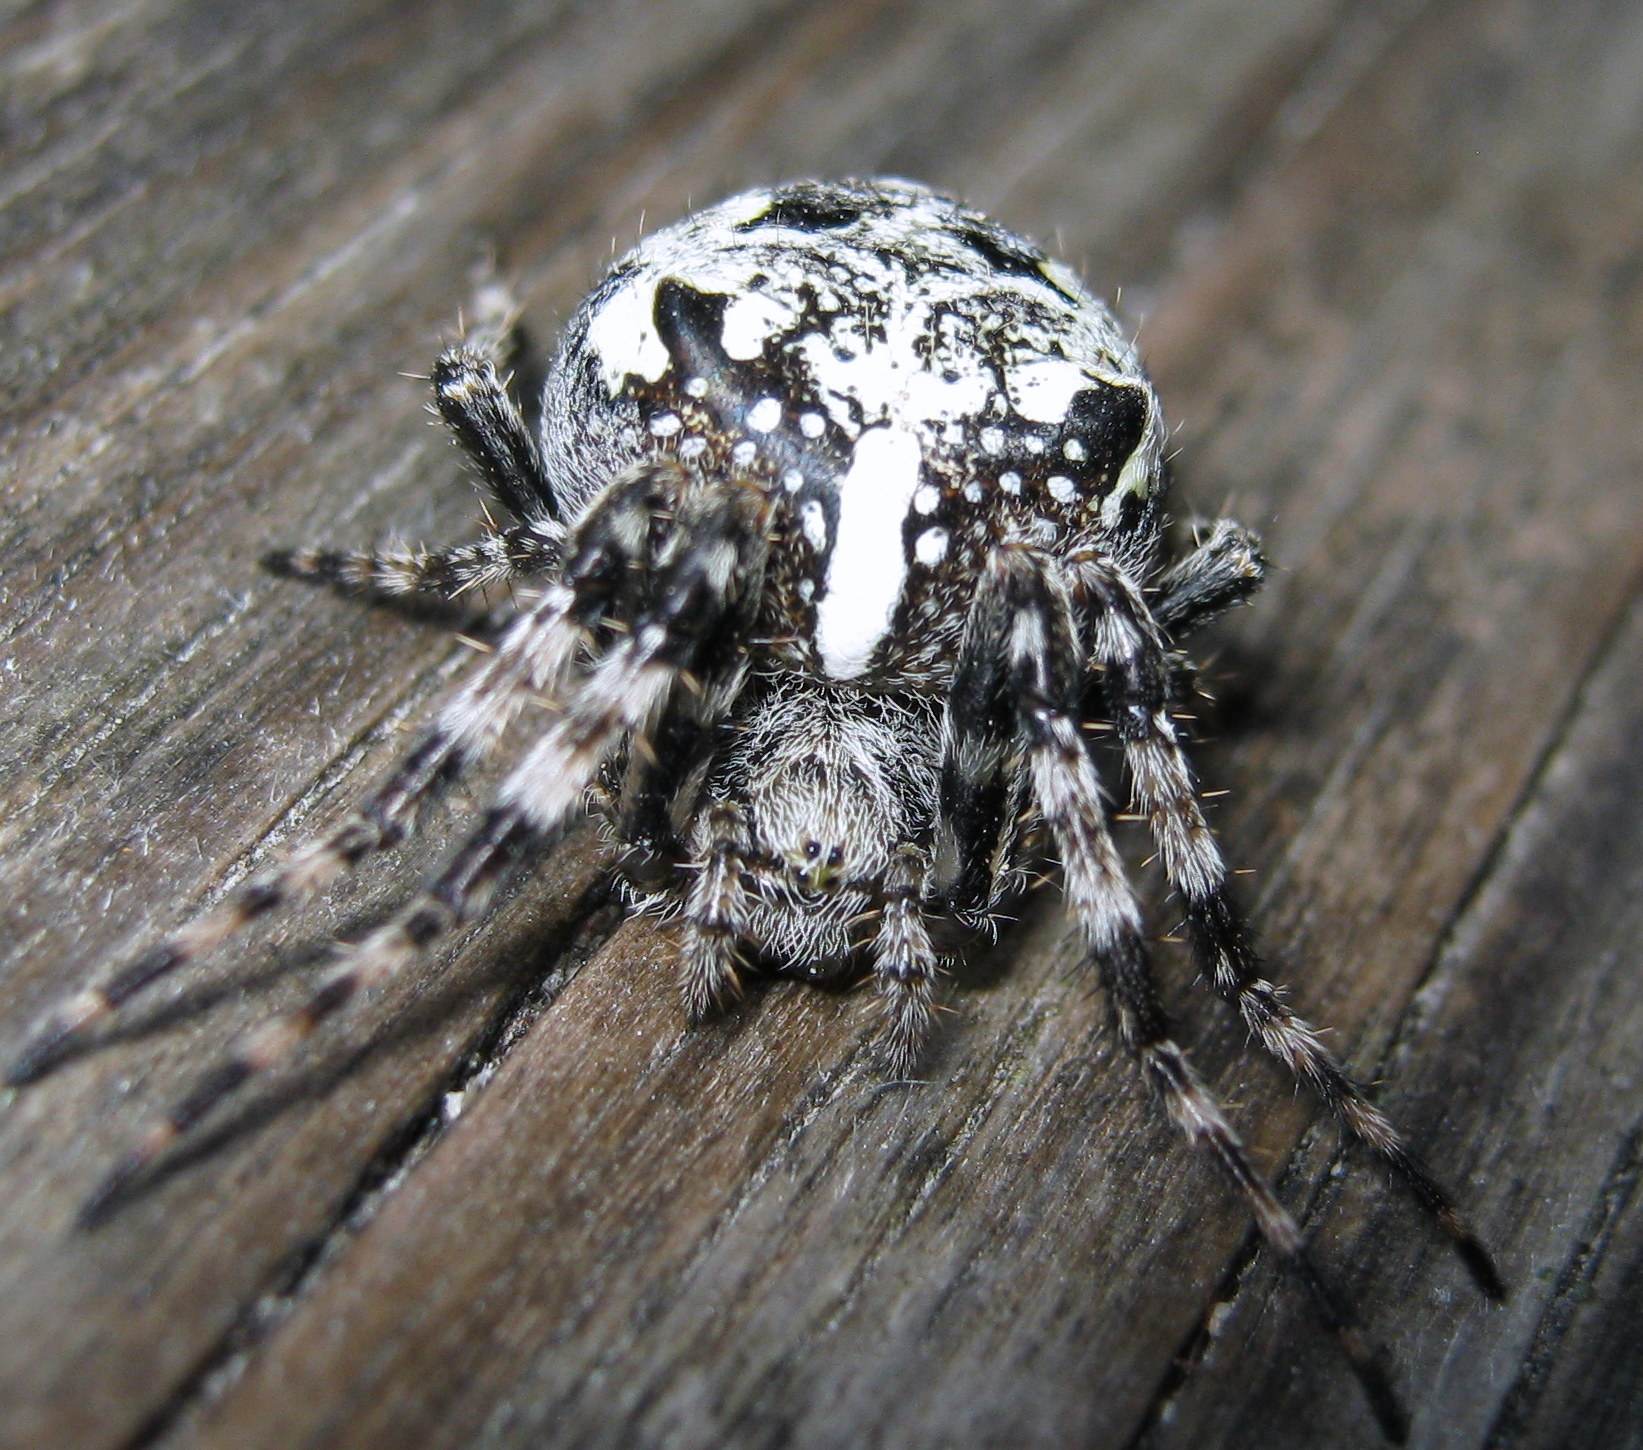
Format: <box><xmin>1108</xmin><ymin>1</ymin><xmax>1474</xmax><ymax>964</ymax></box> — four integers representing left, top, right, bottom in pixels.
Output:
<box><xmin>929</xmin><ymin>515</ymin><xmax>1261</xmax><ymax>932</ymax></box>
<box><xmin>265</xmin><ymin>523</ymin><xmax>559</xmax><ymax>605</ymax></box>
<box><xmin>1072</xmin><ymin>551</ymin><xmax>1504</xmax><ymax>1302</ymax></box>
<box><xmin>611</xmin><ymin>510</ymin><xmax>765</xmax><ymax>880</ymax></box>
<box><xmin>982</xmin><ymin>544</ymin><xmax>1411</xmax><ymax>1443</ymax></box>
<box><xmin>679</xmin><ymin>800</ymin><xmax>758</xmax><ymax>1022</ymax></box>
<box><xmin>928</xmin><ymin>543</ymin><xmax>1022</xmax><ymax>927</ymax></box>
<box><xmin>429</xmin><ymin>343</ymin><xmax>559</xmax><ymax>529</ymax></box>
<box><xmin>78</xmin><ymin>482</ymin><xmax>772</xmax><ymax>1225</ymax></box>
<box><xmin>1148</xmin><ymin>517</ymin><xmax>1267</xmax><ymax>637</ymax></box>
<box><xmin>611</xmin><ymin>658</ymin><xmax>747</xmax><ymax>884</ymax></box>
<box><xmin>265</xmin><ymin>313</ymin><xmax>567</xmax><ymax>611</ymax></box>
<box><xmin>5</xmin><ymin>460</ymin><xmax>685</xmax><ymax>1088</ymax></box>
<box><xmin>872</xmin><ymin>844</ymin><xmax>942</xmax><ymax>1078</ymax></box>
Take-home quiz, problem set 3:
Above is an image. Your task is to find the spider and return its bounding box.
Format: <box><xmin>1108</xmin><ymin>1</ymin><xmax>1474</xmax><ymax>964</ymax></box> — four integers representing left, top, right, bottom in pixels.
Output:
<box><xmin>10</xmin><ymin>178</ymin><xmax>1499</xmax><ymax>1441</ymax></box>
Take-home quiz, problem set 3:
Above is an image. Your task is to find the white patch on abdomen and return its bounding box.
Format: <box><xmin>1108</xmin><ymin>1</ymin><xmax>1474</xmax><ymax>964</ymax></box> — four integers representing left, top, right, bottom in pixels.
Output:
<box><xmin>586</xmin><ymin>279</ymin><xmax>670</xmax><ymax>390</ymax></box>
<box><xmin>815</xmin><ymin>425</ymin><xmax>923</xmax><ymax>678</ymax></box>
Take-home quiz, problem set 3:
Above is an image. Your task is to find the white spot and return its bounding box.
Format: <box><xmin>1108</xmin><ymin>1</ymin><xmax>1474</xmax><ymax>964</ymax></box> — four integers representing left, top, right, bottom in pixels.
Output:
<box><xmin>1047</xmin><ymin>475</ymin><xmax>1075</xmax><ymax>503</ymax></box>
<box><xmin>801</xmin><ymin>500</ymin><xmax>827</xmax><ymax>551</ymax></box>
<box><xmin>782</xmin><ymin>468</ymin><xmax>805</xmax><ymax>492</ymax></box>
<box><xmin>587</xmin><ymin>280</ymin><xmax>670</xmax><ymax>390</ymax></box>
<box><xmin>648</xmin><ymin>412</ymin><xmax>682</xmax><ymax>438</ymax></box>
<box><xmin>963</xmin><ymin>480</ymin><xmax>985</xmax><ymax>503</ymax></box>
<box><xmin>678</xmin><ymin>435</ymin><xmax>707</xmax><ymax>461</ymax></box>
<box><xmin>746</xmin><ymin>397</ymin><xmax>782</xmax><ymax>433</ymax></box>
<box><xmin>815</xmin><ymin>425</ymin><xmax>922</xmax><ymax>678</ymax></box>
<box><xmin>913</xmin><ymin>483</ymin><xmax>941</xmax><ymax>514</ymax></box>
<box><xmin>799</xmin><ymin>411</ymin><xmax>826</xmax><ymax>439</ymax></box>
<box><xmin>731</xmin><ymin>439</ymin><xmax>758</xmax><ymax>468</ymax></box>
<box><xmin>979</xmin><ymin>426</ymin><xmax>1005</xmax><ymax>454</ymax></box>
<box><xmin>684</xmin><ymin>376</ymin><xmax>708</xmax><ymax>398</ymax></box>
<box><xmin>1007</xmin><ymin>358</ymin><xmax>1093</xmax><ymax>424</ymax></box>
<box><xmin>1030</xmin><ymin>516</ymin><xmax>1060</xmax><ymax>544</ymax></box>
<box><xmin>1063</xmin><ymin>437</ymin><xmax>1087</xmax><ymax>461</ymax></box>
<box><xmin>1000</xmin><ymin>471</ymin><xmax>1022</xmax><ymax>495</ymax></box>
<box><xmin>1024</xmin><ymin>436</ymin><xmax>1045</xmax><ymax>455</ymax></box>
<box><xmin>798</xmin><ymin>578</ymin><xmax>815</xmax><ymax>601</ymax></box>
<box><xmin>914</xmin><ymin>528</ymin><xmax>949</xmax><ymax>566</ymax></box>
<box><xmin>721</xmin><ymin>292</ymin><xmax>794</xmax><ymax>360</ymax></box>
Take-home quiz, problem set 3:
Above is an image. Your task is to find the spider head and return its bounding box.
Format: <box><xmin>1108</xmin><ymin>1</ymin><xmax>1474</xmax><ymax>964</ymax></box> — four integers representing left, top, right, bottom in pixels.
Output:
<box><xmin>761</xmin><ymin>754</ymin><xmax>883</xmax><ymax>894</ymax></box>
<box><xmin>733</xmin><ymin>689</ymin><xmax>924</xmax><ymax>902</ymax></box>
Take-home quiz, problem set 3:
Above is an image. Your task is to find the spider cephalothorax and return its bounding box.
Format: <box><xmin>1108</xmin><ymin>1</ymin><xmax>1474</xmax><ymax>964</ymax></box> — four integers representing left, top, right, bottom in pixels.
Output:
<box><xmin>11</xmin><ymin>178</ymin><xmax>1499</xmax><ymax>1441</ymax></box>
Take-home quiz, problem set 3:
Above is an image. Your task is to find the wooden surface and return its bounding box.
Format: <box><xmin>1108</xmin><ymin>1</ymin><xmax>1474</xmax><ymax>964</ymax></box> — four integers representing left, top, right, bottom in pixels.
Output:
<box><xmin>2</xmin><ymin>1</ymin><xmax>1640</xmax><ymax>1446</ymax></box>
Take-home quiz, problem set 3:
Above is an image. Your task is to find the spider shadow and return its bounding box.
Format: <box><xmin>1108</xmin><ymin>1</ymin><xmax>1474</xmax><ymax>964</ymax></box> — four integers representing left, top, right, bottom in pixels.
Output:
<box><xmin>81</xmin><ymin>873</ymin><xmax>617</xmax><ymax>1223</ymax></box>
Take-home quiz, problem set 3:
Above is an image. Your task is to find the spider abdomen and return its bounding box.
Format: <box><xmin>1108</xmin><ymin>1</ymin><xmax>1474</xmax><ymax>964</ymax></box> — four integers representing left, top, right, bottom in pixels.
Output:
<box><xmin>542</xmin><ymin>178</ymin><xmax>1169</xmax><ymax>686</ymax></box>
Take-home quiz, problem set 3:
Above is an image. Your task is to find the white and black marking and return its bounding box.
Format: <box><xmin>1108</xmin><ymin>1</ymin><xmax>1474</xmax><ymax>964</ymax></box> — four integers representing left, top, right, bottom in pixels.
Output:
<box><xmin>542</xmin><ymin>178</ymin><xmax>1166</xmax><ymax>683</ymax></box>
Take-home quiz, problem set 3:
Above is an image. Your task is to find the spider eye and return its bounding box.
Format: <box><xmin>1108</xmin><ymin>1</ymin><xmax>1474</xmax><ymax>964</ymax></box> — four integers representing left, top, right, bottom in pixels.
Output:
<box><xmin>804</xmin><ymin>840</ymin><xmax>822</xmax><ymax>859</ymax></box>
<box><xmin>827</xmin><ymin>846</ymin><xmax>844</xmax><ymax>867</ymax></box>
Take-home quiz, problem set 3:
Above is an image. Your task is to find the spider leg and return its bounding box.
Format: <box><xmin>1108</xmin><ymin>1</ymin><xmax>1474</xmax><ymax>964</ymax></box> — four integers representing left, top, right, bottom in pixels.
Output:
<box><xmin>1073</xmin><ymin>550</ymin><xmax>1503</xmax><ymax>1301</ymax></box>
<box><xmin>679</xmin><ymin>801</ymin><xmax>755</xmax><ymax>1022</ymax></box>
<box><xmin>1149</xmin><ymin>516</ymin><xmax>1266</xmax><ymax>640</ymax></box>
<box><xmin>5</xmin><ymin>461</ymin><xmax>684</xmax><ymax>1088</ymax></box>
<box><xmin>612</xmin><ymin>551</ymin><xmax>759</xmax><ymax>880</ymax></box>
<box><xmin>78</xmin><ymin>482</ymin><xmax>771</xmax><ymax>1224</ymax></box>
<box><xmin>265</xmin><ymin>522</ymin><xmax>558</xmax><ymax>606</ymax></box>
<box><xmin>873</xmin><ymin>845</ymin><xmax>941</xmax><ymax>1077</ymax></box>
<box><xmin>984</xmin><ymin>543</ymin><xmax>1409</xmax><ymax>1441</ymax></box>
<box><xmin>429</xmin><ymin>345</ymin><xmax>560</xmax><ymax>529</ymax></box>
<box><xmin>262</xmin><ymin>287</ymin><xmax>563</xmax><ymax>619</ymax></box>
<box><xmin>928</xmin><ymin>564</ymin><xmax>1025</xmax><ymax>926</ymax></box>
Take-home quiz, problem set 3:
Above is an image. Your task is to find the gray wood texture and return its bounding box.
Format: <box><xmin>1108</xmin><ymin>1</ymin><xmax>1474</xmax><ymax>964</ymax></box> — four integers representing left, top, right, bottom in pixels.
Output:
<box><xmin>2</xmin><ymin>1</ymin><xmax>1640</xmax><ymax>1446</ymax></box>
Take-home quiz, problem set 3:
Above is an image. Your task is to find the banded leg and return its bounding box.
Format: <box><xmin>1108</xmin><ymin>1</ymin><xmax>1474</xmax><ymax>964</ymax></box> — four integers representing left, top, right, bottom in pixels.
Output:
<box><xmin>6</xmin><ymin>461</ymin><xmax>686</xmax><ymax>1088</ymax></box>
<box><xmin>679</xmin><ymin>802</ymin><xmax>755</xmax><ymax>1022</ymax></box>
<box><xmin>264</xmin><ymin>285</ymin><xmax>561</xmax><ymax>613</ymax></box>
<box><xmin>873</xmin><ymin>846</ymin><xmax>941</xmax><ymax>1077</ymax></box>
<box><xmin>975</xmin><ymin>544</ymin><xmax>1409</xmax><ymax>1441</ymax></box>
<box><xmin>611</xmin><ymin>501</ymin><xmax>765</xmax><ymax>881</ymax></box>
<box><xmin>1150</xmin><ymin>517</ymin><xmax>1267</xmax><ymax>639</ymax></box>
<box><xmin>80</xmin><ymin>482</ymin><xmax>771</xmax><ymax>1222</ymax></box>
<box><xmin>1074</xmin><ymin>549</ymin><xmax>1502</xmax><ymax>1300</ymax></box>
<box><xmin>79</xmin><ymin>804</ymin><xmax>538</xmax><ymax>1227</ymax></box>
<box><xmin>265</xmin><ymin>523</ymin><xmax>558</xmax><ymax>605</ymax></box>
<box><xmin>430</xmin><ymin>344</ymin><xmax>559</xmax><ymax>529</ymax></box>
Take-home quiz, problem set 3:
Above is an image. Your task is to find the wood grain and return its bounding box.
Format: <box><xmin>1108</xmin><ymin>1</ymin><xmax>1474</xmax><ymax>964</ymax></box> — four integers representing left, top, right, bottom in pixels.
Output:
<box><xmin>1</xmin><ymin>1</ymin><xmax>1639</xmax><ymax>1447</ymax></box>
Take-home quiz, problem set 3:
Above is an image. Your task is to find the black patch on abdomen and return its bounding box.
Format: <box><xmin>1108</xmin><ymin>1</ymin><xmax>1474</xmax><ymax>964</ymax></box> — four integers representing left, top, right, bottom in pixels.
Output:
<box><xmin>736</xmin><ymin>183</ymin><xmax>866</xmax><ymax>233</ymax></box>
<box><xmin>949</xmin><ymin>222</ymin><xmax>1079</xmax><ymax>304</ymax></box>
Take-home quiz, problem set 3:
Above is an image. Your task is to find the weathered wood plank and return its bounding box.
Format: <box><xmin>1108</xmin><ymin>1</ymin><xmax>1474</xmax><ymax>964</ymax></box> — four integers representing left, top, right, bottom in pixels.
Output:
<box><xmin>1</xmin><ymin>0</ymin><xmax>1639</xmax><ymax>1447</ymax></box>
<box><xmin>0</xmin><ymin>0</ymin><xmax>1370</xmax><ymax>1445</ymax></box>
<box><xmin>1151</xmin><ymin>602</ymin><xmax>1643</xmax><ymax>1449</ymax></box>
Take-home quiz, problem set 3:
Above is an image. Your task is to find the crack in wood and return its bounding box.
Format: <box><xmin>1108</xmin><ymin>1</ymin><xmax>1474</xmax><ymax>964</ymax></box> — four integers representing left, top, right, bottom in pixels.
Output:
<box><xmin>1482</xmin><ymin>1121</ymin><xmax>1643</xmax><ymax>1450</ymax></box>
